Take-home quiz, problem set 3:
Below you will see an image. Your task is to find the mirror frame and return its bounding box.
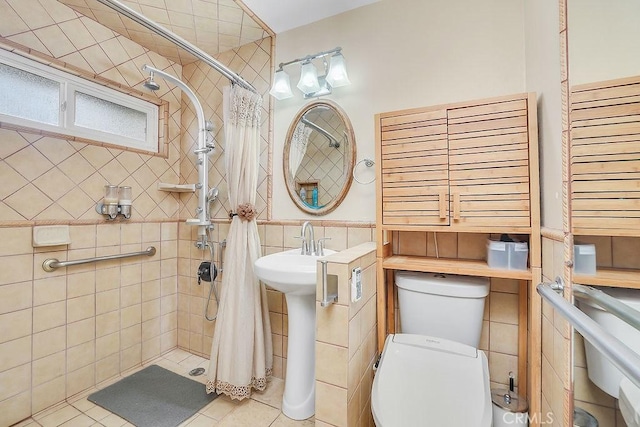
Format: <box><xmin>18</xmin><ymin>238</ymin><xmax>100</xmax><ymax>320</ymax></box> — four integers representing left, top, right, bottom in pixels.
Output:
<box><xmin>283</xmin><ymin>100</ymin><xmax>356</xmax><ymax>215</ymax></box>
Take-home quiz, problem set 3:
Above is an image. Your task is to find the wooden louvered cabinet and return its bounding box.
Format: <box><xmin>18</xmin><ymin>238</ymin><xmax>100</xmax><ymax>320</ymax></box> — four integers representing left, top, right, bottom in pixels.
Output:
<box><xmin>569</xmin><ymin>76</ymin><xmax>640</xmax><ymax>291</ymax></box>
<box><xmin>570</xmin><ymin>76</ymin><xmax>640</xmax><ymax>237</ymax></box>
<box><xmin>374</xmin><ymin>93</ymin><xmax>542</xmax><ymax>407</ymax></box>
<box><xmin>376</xmin><ymin>93</ymin><xmax>538</xmax><ymax>233</ymax></box>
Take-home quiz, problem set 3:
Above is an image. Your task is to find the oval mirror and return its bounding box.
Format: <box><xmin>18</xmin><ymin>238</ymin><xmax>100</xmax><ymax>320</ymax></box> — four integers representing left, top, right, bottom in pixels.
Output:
<box><xmin>284</xmin><ymin>100</ymin><xmax>356</xmax><ymax>215</ymax></box>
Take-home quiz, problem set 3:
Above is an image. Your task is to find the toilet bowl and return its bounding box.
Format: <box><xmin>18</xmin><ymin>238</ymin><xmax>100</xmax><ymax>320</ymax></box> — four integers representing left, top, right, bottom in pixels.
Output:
<box><xmin>578</xmin><ymin>286</ymin><xmax>640</xmax><ymax>427</ymax></box>
<box><xmin>371</xmin><ymin>272</ymin><xmax>492</xmax><ymax>427</ymax></box>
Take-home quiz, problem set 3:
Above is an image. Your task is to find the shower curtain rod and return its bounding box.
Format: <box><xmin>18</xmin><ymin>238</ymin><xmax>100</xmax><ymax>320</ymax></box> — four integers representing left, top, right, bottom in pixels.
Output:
<box><xmin>94</xmin><ymin>0</ymin><xmax>258</xmax><ymax>93</ymax></box>
<box><xmin>301</xmin><ymin>117</ymin><xmax>340</xmax><ymax>148</ymax></box>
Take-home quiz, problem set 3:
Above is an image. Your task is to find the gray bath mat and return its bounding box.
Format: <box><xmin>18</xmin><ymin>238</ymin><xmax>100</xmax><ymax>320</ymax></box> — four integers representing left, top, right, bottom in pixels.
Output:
<box><xmin>88</xmin><ymin>364</ymin><xmax>218</xmax><ymax>427</ymax></box>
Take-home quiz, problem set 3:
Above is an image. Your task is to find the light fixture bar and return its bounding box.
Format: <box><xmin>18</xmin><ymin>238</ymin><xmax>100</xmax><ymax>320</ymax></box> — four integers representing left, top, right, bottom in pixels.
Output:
<box><xmin>276</xmin><ymin>47</ymin><xmax>343</xmax><ymax>70</ymax></box>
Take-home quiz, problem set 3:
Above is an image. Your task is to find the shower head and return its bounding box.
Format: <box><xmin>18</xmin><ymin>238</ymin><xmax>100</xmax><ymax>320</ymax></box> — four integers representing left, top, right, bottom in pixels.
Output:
<box><xmin>143</xmin><ymin>71</ymin><xmax>160</xmax><ymax>91</ymax></box>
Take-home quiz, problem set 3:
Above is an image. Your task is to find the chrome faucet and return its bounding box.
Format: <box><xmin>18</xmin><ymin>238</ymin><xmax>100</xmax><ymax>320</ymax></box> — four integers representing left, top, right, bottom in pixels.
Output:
<box><xmin>300</xmin><ymin>221</ymin><xmax>315</xmax><ymax>255</ymax></box>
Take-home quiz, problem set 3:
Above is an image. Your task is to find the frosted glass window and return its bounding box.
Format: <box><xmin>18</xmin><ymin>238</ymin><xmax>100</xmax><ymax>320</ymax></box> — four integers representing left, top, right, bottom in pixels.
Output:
<box><xmin>0</xmin><ymin>63</ymin><xmax>59</xmax><ymax>125</ymax></box>
<box><xmin>0</xmin><ymin>49</ymin><xmax>159</xmax><ymax>153</ymax></box>
<box><xmin>75</xmin><ymin>92</ymin><xmax>147</xmax><ymax>141</ymax></box>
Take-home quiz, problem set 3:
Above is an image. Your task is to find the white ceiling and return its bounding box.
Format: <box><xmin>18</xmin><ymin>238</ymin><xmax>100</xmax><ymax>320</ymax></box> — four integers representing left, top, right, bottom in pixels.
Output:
<box><xmin>242</xmin><ymin>0</ymin><xmax>380</xmax><ymax>34</ymax></box>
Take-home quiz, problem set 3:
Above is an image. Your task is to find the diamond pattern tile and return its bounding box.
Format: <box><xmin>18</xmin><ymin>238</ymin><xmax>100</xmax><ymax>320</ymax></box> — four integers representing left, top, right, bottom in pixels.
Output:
<box><xmin>58</xmin><ymin>0</ymin><xmax>272</xmax><ymax>64</ymax></box>
<box><xmin>0</xmin><ymin>0</ymin><xmax>272</xmax><ymax>225</ymax></box>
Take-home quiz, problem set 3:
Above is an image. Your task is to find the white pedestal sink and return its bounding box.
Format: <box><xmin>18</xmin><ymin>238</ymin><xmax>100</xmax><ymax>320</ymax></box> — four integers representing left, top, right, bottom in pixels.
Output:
<box><xmin>254</xmin><ymin>248</ymin><xmax>335</xmax><ymax>420</ymax></box>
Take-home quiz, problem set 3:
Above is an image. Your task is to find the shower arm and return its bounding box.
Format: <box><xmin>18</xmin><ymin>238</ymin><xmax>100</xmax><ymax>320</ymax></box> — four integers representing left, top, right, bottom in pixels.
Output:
<box><xmin>142</xmin><ymin>64</ymin><xmax>210</xmax><ymax>234</ymax></box>
<box><xmin>301</xmin><ymin>117</ymin><xmax>340</xmax><ymax>148</ymax></box>
<box><xmin>95</xmin><ymin>0</ymin><xmax>257</xmax><ymax>93</ymax></box>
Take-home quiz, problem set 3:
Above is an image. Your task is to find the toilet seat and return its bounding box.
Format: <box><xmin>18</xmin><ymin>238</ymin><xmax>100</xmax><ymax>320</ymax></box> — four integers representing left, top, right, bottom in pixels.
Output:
<box><xmin>371</xmin><ymin>334</ymin><xmax>492</xmax><ymax>427</ymax></box>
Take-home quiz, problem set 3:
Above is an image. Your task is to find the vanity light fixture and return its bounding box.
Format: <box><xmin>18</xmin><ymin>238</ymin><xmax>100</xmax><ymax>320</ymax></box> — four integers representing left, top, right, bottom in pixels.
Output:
<box><xmin>269</xmin><ymin>47</ymin><xmax>351</xmax><ymax>100</ymax></box>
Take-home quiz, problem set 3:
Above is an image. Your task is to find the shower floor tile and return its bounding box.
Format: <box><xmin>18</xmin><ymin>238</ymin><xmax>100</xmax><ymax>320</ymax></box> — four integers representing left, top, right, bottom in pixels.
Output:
<box><xmin>22</xmin><ymin>351</ymin><xmax>314</xmax><ymax>427</ymax></box>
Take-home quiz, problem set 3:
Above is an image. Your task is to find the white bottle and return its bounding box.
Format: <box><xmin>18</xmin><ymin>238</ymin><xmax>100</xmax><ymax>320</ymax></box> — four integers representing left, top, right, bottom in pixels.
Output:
<box><xmin>300</xmin><ymin>187</ymin><xmax>307</xmax><ymax>203</ymax></box>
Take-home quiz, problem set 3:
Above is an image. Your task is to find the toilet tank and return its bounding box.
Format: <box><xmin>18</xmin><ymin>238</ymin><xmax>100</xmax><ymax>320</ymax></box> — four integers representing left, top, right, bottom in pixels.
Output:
<box><xmin>395</xmin><ymin>271</ymin><xmax>490</xmax><ymax>348</ymax></box>
<box><xmin>578</xmin><ymin>287</ymin><xmax>640</xmax><ymax>398</ymax></box>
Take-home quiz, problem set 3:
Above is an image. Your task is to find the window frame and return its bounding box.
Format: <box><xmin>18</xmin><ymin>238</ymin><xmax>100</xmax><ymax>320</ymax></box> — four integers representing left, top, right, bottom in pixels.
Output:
<box><xmin>0</xmin><ymin>48</ymin><xmax>159</xmax><ymax>153</ymax></box>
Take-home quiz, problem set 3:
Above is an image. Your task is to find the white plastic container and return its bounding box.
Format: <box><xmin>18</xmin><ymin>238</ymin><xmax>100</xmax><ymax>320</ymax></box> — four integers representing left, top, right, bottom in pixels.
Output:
<box><xmin>487</xmin><ymin>240</ymin><xmax>529</xmax><ymax>270</ymax></box>
<box><xmin>574</xmin><ymin>244</ymin><xmax>596</xmax><ymax>275</ymax></box>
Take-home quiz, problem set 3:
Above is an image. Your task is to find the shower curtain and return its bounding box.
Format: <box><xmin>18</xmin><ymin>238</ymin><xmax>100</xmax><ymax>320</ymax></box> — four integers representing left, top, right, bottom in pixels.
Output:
<box><xmin>206</xmin><ymin>85</ymin><xmax>272</xmax><ymax>400</ymax></box>
<box><xmin>289</xmin><ymin>122</ymin><xmax>312</xmax><ymax>178</ymax></box>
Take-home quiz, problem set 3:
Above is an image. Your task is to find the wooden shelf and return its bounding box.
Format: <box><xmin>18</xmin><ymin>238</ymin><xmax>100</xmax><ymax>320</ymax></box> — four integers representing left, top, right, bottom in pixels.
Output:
<box><xmin>574</xmin><ymin>268</ymin><xmax>640</xmax><ymax>289</ymax></box>
<box><xmin>381</xmin><ymin>255</ymin><xmax>532</xmax><ymax>280</ymax></box>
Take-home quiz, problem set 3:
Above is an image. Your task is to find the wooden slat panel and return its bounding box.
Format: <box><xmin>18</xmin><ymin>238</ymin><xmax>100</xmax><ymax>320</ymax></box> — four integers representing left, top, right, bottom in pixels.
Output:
<box><xmin>448</xmin><ymin>126</ymin><xmax>528</xmax><ymax>141</ymax></box>
<box><xmin>572</xmin><ymin>191</ymin><xmax>640</xmax><ymax>199</ymax></box>
<box><xmin>571</xmin><ymin>122</ymin><xmax>640</xmax><ymax>139</ymax></box>
<box><xmin>571</xmin><ymin>82</ymin><xmax>640</xmax><ymax>104</ymax></box>
<box><xmin>450</xmin><ymin>165</ymin><xmax>529</xmax><ymax>181</ymax></box>
<box><xmin>572</xmin><ymin>160</ymin><xmax>640</xmax><ymax>174</ymax></box>
<box><xmin>382</xmin><ymin>155</ymin><xmax>447</xmax><ymax>169</ymax></box>
<box><xmin>572</xmin><ymin>180</ymin><xmax>640</xmax><ymax>192</ymax></box>
<box><xmin>574</xmin><ymin>210</ymin><xmax>640</xmax><ymax>218</ymax></box>
<box><xmin>383</xmin><ymin>169</ymin><xmax>448</xmax><ymax>183</ymax></box>
<box><xmin>381</xmin><ymin>139</ymin><xmax>447</xmax><ymax>153</ymax></box>
<box><xmin>573</xmin><ymin>217</ymin><xmax>640</xmax><ymax>229</ymax></box>
<box><xmin>573</xmin><ymin>113</ymin><xmax>640</xmax><ymax>128</ymax></box>
<box><xmin>571</xmin><ymin>133</ymin><xmax>640</xmax><ymax>146</ymax></box>
<box><xmin>571</xmin><ymin>102</ymin><xmax>640</xmax><ymax>121</ymax></box>
<box><xmin>451</xmin><ymin>142</ymin><xmax>528</xmax><ymax>156</ymax></box>
<box><xmin>447</xmin><ymin>108</ymin><xmax>527</xmax><ymax>125</ymax></box>
<box><xmin>450</xmin><ymin>159</ymin><xmax>529</xmax><ymax>172</ymax></box>
<box><xmin>460</xmin><ymin>199</ymin><xmax>530</xmax><ymax>211</ymax></box>
<box><xmin>383</xmin><ymin>200</ymin><xmax>441</xmax><ymax>212</ymax></box>
<box><xmin>572</xmin><ymin>141</ymin><xmax>640</xmax><ymax>157</ymax></box>
<box><xmin>381</xmin><ymin>124</ymin><xmax>447</xmax><ymax>141</ymax></box>
<box><xmin>449</xmin><ymin>132</ymin><xmax>528</xmax><ymax>150</ymax></box>
<box><xmin>450</xmin><ymin>150</ymin><xmax>528</xmax><ymax>165</ymax></box>
<box><xmin>380</xmin><ymin>109</ymin><xmax>447</xmax><ymax>127</ymax></box>
<box><xmin>382</xmin><ymin>186</ymin><xmax>447</xmax><ymax>197</ymax></box>
<box><xmin>447</xmin><ymin>99</ymin><xmax>527</xmax><ymax>120</ymax></box>
<box><xmin>383</xmin><ymin>216</ymin><xmax>449</xmax><ymax>226</ymax></box>
<box><xmin>448</xmin><ymin>116</ymin><xmax>527</xmax><ymax>135</ymax></box>
<box><xmin>570</xmin><ymin>95</ymin><xmax>640</xmax><ymax>110</ymax></box>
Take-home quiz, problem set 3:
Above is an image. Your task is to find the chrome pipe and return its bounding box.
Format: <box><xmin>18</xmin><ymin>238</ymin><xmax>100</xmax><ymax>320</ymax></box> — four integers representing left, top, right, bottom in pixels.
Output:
<box><xmin>42</xmin><ymin>246</ymin><xmax>156</xmax><ymax>272</ymax></box>
<box><xmin>94</xmin><ymin>0</ymin><xmax>257</xmax><ymax>93</ymax></box>
<box><xmin>320</xmin><ymin>260</ymin><xmax>338</xmax><ymax>307</ymax></box>
<box><xmin>143</xmin><ymin>64</ymin><xmax>210</xmax><ymax>232</ymax></box>
<box><xmin>537</xmin><ymin>282</ymin><xmax>640</xmax><ymax>390</ymax></box>
<box><xmin>573</xmin><ymin>284</ymin><xmax>640</xmax><ymax>332</ymax></box>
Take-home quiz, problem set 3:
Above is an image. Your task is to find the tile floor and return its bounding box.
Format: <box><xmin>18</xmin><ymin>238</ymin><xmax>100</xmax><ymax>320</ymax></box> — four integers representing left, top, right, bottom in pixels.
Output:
<box><xmin>13</xmin><ymin>349</ymin><xmax>314</xmax><ymax>427</ymax></box>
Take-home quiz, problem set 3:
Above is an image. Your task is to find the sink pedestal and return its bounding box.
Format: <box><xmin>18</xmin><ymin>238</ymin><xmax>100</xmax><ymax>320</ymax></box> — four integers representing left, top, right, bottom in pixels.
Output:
<box><xmin>281</xmin><ymin>293</ymin><xmax>316</xmax><ymax>420</ymax></box>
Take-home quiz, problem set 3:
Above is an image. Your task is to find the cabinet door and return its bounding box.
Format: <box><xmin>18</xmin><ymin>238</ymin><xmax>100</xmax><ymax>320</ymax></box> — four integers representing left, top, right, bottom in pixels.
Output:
<box><xmin>571</xmin><ymin>78</ymin><xmax>640</xmax><ymax>236</ymax></box>
<box><xmin>447</xmin><ymin>98</ymin><xmax>531</xmax><ymax>230</ymax></box>
<box><xmin>380</xmin><ymin>109</ymin><xmax>449</xmax><ymax>226</ymax></box>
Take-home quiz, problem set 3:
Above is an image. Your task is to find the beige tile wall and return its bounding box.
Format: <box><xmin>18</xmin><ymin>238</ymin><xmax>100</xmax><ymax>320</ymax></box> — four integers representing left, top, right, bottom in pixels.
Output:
<box><xmin>0</xmin><ymin>0</ymin><xmax>184</xmax><ymax>222</ymax></box>
<box><xmin>541</xmin><ymin>236</ymin><xmax>572</xmax><ymax>427</ymax></box>
<box><xmin>0</xmin><ymin>223</ymin><xmax>178</xmax><ymax>427</ymax></box>
<box><xmin>178</xmin><ymin>219</ymin><xmax>376</xmax><ymax>382</ymax></box>
<box><xmin>393</xmin><ymin>231</ymin><xmax>526</xmax><ymax>392</ymax></box>
<box><xmin>315</xmin><ymin>242</ymin><xmax>377</xmax><ymax>427</ymax></box>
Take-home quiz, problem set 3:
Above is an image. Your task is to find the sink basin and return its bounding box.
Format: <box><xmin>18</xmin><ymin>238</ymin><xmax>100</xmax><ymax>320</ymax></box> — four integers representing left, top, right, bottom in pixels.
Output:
<box><xmin>254</xmin><ymin>248</ymin><xmax>336</xmax><ymax>295</ymax></box>
<box><xmin>254</xmin><ymin>247</ymin><xmax>336</xmax><ymax>420</ymax></box>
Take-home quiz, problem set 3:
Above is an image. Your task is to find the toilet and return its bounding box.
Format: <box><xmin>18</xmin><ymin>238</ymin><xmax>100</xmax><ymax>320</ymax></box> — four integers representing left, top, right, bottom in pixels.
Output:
<box><xmin>371</xmin><ymin>271</ymin><xmax>493</xmax><ymax>426</ymax></box>
<box><xmin>578</xmin><ymin>287</ymin><xmax>640</xmax><ymax>427</ymax></box>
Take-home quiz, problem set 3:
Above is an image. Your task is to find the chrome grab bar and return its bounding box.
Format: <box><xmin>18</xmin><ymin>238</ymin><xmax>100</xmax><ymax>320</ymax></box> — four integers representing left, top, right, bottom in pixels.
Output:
<box><xmin>320</xmin><ymin>260</ymin><xmax>338</xmax><ymax>307</ymax></box>
<box><xmin>537</xmin><ymin>281</ymin><xmax>640</xmax><ymax>390</ymax></box>
<box><xmin>573</xmin><ymin>283</ymin><xmax>640</xmax><ymax>331</ymax></box>
<box><xmin>42</xmin><ymin>246</ymin><xmax>156</xmax><ymax>272</ymax></box>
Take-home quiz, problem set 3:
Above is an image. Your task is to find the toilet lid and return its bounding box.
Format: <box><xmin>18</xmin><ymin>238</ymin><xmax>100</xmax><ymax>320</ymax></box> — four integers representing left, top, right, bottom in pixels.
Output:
<box><xmin>620</xmin><ymin>378</ymin><xmax>640</xmax><ymax>427</ymax></box>
<box><xmin>371</xmin><ymin>334</ymin><xmax>492</xmax><ymax>427</ymax></box>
